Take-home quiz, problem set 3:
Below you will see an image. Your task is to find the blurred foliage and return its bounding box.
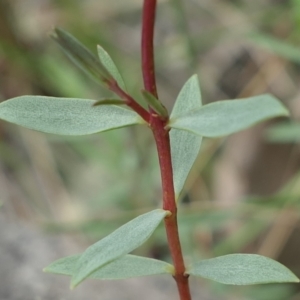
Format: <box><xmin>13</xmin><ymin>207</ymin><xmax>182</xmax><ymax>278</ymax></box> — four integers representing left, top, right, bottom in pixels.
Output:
<box><xmin>1</xmin><ymin>0</ymin><xmax>300</xmax><ymax>299</ymax></box>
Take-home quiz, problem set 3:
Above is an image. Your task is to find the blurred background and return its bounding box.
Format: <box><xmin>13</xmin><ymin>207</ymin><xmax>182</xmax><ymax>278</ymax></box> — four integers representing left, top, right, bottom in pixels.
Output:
<box><xmin>1</xmin><ymin>0</ymin><xmax>300</xmax><ymax>299</ymax></box>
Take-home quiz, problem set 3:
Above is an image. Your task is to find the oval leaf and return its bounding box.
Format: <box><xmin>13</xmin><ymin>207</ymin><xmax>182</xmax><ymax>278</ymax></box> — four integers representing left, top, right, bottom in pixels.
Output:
<box><xmin>170</xmin><ymin>75</ymin><xmax>202</xmax><ymax>200</ymax></box>
<box><xmin>44</xmin><ymin>254</ymin><xmax>174</xmax><ymax>279</ymax></box>
<box><xmin>169</xmin><ymin>94</ymin><xmax>289</xmax><ymax>138</ymax></box>
<box><xmin>188</xmin><ymin>254</ymin><xmax>299</xmax><ymax>285</ymax></box>
<box><xmin>0</xmin><ymin>96</ymin><xmax>144</xmax><ymax>135</ymax></box>
<box><xmin>97</xmin><ymin>45</ymin><xmax>127</xmax><ymax>91</ymax></box>
<box><xmin>71</xmin><ymin>209</ymin><xmax>169</xmax><ymax>288</ymax></box>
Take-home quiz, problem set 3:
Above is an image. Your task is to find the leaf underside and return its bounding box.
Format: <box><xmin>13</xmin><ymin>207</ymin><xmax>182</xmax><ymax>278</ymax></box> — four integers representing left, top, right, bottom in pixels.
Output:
<box><xmin>0</xmin><ymin>96</ymin><xmax>144</xmax><ymax>135</ymax></box>
<box><xmin>188</xmin><ymin>254</ymin><xmax>299</xmax><ymax>285</ymax></box>
<box><xmin>170</xmin><ymin>130</ymin><xmax>202</xmax><ymax>200</ymax></box>
<box><xmin>169</xmin><ymin>75</ymin><xmax>203</xmax><ymax>200</ymax></box>
<box><xmin>169</xmin><ymin>94</ymin><xmax>289</xmax><ymax>138</ymax></box>
<box><xmin>71</xmin><ymin>209</ymin><xmax>168</xmax><ymax>288</ymax></box>
<box><xmin>44</xmin><ymin>254</ymin><xmax>174</xmax><ymax>280</ymax></box>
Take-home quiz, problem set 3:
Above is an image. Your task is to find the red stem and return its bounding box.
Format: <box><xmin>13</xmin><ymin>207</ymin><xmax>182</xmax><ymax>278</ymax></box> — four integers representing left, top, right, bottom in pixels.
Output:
<box><xmin>141</xmin><ymin>1</ymin><xmax>192</xmax><ymax>299</ymax></box>
<box><xmin>142</xmin><ymin>0</ymin><xmax>158</xmax><ymax>97</ymax></box>
<box><xmin>152</xmin><ymin>118</ymin><xmax>192</xmax><ymax>300</ymax></box>
<box><xmin>108</xmin><ymin>80</ymin><xmax>150</xmax><ymax>123</ymax></box>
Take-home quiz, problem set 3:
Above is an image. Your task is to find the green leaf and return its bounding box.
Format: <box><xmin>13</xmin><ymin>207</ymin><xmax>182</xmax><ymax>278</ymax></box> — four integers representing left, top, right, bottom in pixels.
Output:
<box><xmin>188</xmin><ymin>254</ymin><xmax>299</xmax><ymax>285</ymax></box>
<box><xmin>169</xmin><ymin>75</ymin><xmax>202</xmax><ymax>200</ymax></box>
<box><xmin>249</xmin><ymin>33</ymin><xmax>300</xmax><ymax>64</ymax></box>
<box><xmin>170</xmin><ymin>130</ymin><xmax>202</xmax><ymax>200</ymax></box>
<box><xmin>93</xmin><ymin>99</ymin><xmax>125</xmax><ymax>106</ymax></box>
<box><xmin>50</xmin><ymin>28</ymin><xmax>111</xmax><ymax>85</ymax></box>
<box><xmin>0</xmin><ymin>96</ymin><xmax>144</xmax><ymax>135</ymax></box>
<box><xmin>169</xmin><ymin>94</ymin><xmax>289</xmax><ymax>138</ymax></box>
<box><xmin>97</xmin><ymin>45</ymin><xmax>127</xmax><ymax>91</ymax></box>
<box><xmin>44</xmin><ymin>254</ymin><xmax>174</xmax><ymax>279</ymax></box>
<box><xmin>266</xmin><ymin>122</ymin><xmax>300</xmax><ymax>143</ymax></box>
<box><xmin>170</xmin><ymin>75</ymin><xmax>202</xmax><ymax>119</ymax></box>
<box><xmin>141</xmin><ymin>90</ymin><xmax>168</xmax><ymax>117</ymax></box>
<box><xmin>71</xmin><ymin>209</ymin><xmax>169</xmax><ymax>288</ymax></box>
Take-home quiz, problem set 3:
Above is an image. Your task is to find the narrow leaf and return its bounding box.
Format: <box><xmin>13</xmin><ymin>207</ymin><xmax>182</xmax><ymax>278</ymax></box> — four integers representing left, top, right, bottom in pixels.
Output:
<box><xmin>249</xmin><ymin>33</ymin><xmax>300</xmax><ymax>64</ymax></box>
<box><xmin>44</xmin><ymin>254</ymin><xmax>174</xmax><ymax>279</ymax></box>
<box><xmin>170</xmin><ymin>75</ymin><xmax>202</xmax><ymax>200</ymax></box>
<box><xmin>188</xmin><ymin>254</ymin><xmax>299</xmax><ymax>285</ymax></box>
<box><xmin>266</xmin><ymin>122</ymin><xmax>300</xmax><ymax>143</ymax></box>
<box><xmin>0</xmin><ymin>96</ymin><xmax>144</xmax><ymax>135</ymax></box>
<box><xmin>170</xmin><ymin>130</ymin><xmax>202</xmax><ymax>201</ymax></box>
<box><xmin>71</xmin><ymin>209</ymin><xmax>169</xmax><ymax>288</ymax></box>
<box><xmin>141</xmin><ymin>90</ymin><xmax>168</xmax><ymax>117</ymax></box>
<box><xmin>97</xmin><ymin>45</ymin><xmax>127</xmax><ymax>91</ymax></box>
<box><xmin>93</xmin><ymin>99</ymin><xmax>125</xmax><ymax>106</ymax></box>
<box><xmin>169</xmin><ymin>94</ymin><xmax>289</xmax><ymax>138</ymax></box>
<box><xmin>50</xmin><ymin>28</ymin><xmax>111</xmax><ymax>85</ymax></box>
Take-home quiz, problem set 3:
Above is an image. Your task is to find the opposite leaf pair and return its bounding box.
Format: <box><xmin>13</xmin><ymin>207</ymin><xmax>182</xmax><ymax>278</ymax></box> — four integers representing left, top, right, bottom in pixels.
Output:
<box><xmin>0</xmin><ymin>28</ymin><xmax>296</xmax><ymax>291</ymax></box>
<box><xmin>0</xmin><ymin>28</ymin><xmax>289</xmax><ymax>201</ymax></box>
<box><xmin>0</xmin><ymin>81</ymin><xmax>288</xmax><ymax>202</ymax></box>
<box><xmin>44</xmin><ymin>210</ymin><xmax>299</xmax><ymax>288</ymax></box>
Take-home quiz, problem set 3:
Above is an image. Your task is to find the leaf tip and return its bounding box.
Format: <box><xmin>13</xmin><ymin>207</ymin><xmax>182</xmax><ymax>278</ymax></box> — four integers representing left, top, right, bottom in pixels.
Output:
<box><xmin>50</xmin><ymin>27</ymin><xmax>64</xmax><ymax>39</ymax></box>
<box><xmin>70</xmin><ymin>280</ymin><xmax>77</xmax><ymax>290</ymax></box>
<box><xmin>289</xmin><ymin>273</ymin><xmax>300</xmax><ymax>283</ymax></box>
<box><xmin>48</xmin><ymin>27</ymin><xmax>58</xmax><ymax>40</ymax></box>
<box><xmin>97</xmin><ymin>44</ymin><xmax>104</xmax><ymax>51</ymax></box>
<box><xmin>190</xmin><ymin>74</ymin><xmax>199</xmax><ymax>80</ymax></box>
<box><xmin>282</xmin><ymin>107</ymin><xmax>290</xmax><ymax>117</ymax></box>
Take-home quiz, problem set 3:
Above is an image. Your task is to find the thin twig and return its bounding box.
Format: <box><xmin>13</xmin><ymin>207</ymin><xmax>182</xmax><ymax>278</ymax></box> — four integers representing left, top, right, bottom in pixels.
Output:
<box><xmin>141</xmin><ymin>1</ymin><xmax>192</xmax><ymax>299</ymax></box>
<box><xmin>108</xmin><ymin>79</ymin><xmax>150</xmax><ymax>122</ymax></box>
<box><xmin>141</xmin><ymin>0</ymin><xmax>158</xmax><ymax>97</ymax></box>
